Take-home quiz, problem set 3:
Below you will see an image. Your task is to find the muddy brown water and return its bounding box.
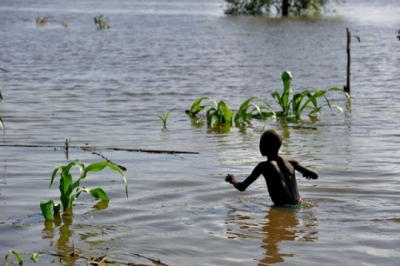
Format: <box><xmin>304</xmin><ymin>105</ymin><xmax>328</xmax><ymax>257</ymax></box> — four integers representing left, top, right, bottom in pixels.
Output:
<box><xmin>1</xmin><ymin>0</ymin><xmax>400</xmax><ymax>265</ymax></box>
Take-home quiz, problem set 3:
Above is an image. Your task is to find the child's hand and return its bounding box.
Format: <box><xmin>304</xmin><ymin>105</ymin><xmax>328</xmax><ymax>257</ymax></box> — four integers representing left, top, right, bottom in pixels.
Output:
<box><xmin>303</xmin><ymin>170</ymin><xmax>318</xmax><ymax>180</ymax></box>
<box><xmin>225</xmin><ymin>174</ymin><xmax>234</xmax><ymax>184</ymax></box>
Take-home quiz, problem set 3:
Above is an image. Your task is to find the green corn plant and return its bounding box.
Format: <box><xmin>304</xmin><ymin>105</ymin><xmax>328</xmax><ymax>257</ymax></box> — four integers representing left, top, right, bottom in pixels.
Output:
<box><xmin>5</xmin><ymin>250</ymin><xmax>23</xmax><ymax>266</ymax></box>
<box><xmin>234</xmin><ymin>96</ymin><xmax>276</xmax><ymax>125</ymax></box>
<box><xmin>291</xmin><ymin>87</ymin><xmax>351</xmax><ymax>119</ymax></box>
<box><xmin>272</xmin><ymin>71</ymin><xmax>350</xmax><ymax>120</ymax></box>
<box><xmin>206</xmin><ymin>100</ymin><xmax>234</xmax><ymax>127</ymax></box>
<box><xmin>94</xmin><ymin>14</ymin><xmax>110</xmax><ymax>29</ymax></box>
<box><xmin>158</xmin><ymin>110</ymin><xmax>172</xmax><ymax>128</ymax></box>
<box><xmin>40</xmin><ymin>160</ymin><xmax>128</xmax><ymax>221</ymax></box>
<box><xmin>186</xmin><ymin>96</ymin><xmax>212</xmax><ymax>117</ymax></box>
<box><xmin>272</xmin><ymin>71</ymin><xmax>293</xmax><ymax>117</ymax></box>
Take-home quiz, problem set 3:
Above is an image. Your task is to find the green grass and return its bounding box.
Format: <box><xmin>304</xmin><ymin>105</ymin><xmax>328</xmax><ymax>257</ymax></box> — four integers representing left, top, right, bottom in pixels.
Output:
<box><xmin>40</xmin><ymin>160</ymin><xmax>128</xmax><ymax>221</ymax></box>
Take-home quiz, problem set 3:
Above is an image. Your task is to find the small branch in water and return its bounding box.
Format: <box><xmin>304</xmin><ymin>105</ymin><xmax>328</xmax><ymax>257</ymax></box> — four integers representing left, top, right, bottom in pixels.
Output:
<box><xmin>0</xmin><ymin>144</ymin><xmax>199</xmax><ymax>155</ymax></box>
<box><xmin>92</xmin><ymin>151</ymin><xmax>127</xmax><ymax>171</ymax></box>
<box><xmin>45</xmin><ymin>249</ymin><xmax>170</xmax><ymax>266</ymax></box>
<box><xmin>132</xmin><ymin>253</ymin><xmax>169</xmax><ymax>266</ymax></box>
<box><xmin>344</xmin><ymin>28</ymin><xmax>360</xmax><ymax>95</ymax></box>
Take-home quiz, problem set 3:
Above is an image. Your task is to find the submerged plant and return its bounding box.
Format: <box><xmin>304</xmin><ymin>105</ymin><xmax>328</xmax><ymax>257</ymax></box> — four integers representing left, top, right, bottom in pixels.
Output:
<box><xmin>94</xmin><ymin>14</ymin><xmax>110</xmax><ymax>29</ymax></box>
<box><xmin>40</xmin><ymin>160</ymin><xmax>128</xmax><ymax>221</ymax></box>
<box><xmin>158</xmin><ymin>110</ymin><xmax>172</xmax><ymax>128</ymax></box>
<box><xmin>186</xmin><ymin>71</ymin><xmax>350</xmax><ymax>131</ymax></box>
<box><xmin>36</xmin><ymin>16</ymin><xmax>50</xmax><ymax>26</ymax></box>
<box><xmin>187</xmin><ymin>96</ymin><xmax>234</xmax><ymax>127</ymax></box>
<box><xmin>186</xmin><ymin>96</ymin><xmax>212</xmax><ymax>117</ymax></box>
<box><xmin>272</xmin><ymin>71</ymin><xmax>350</xmax><ymax>120</ymax></box>
<box><xmin>206</xmin><ymin>100</ymin><xmax>234</xmax><ymax>127</ymax></box>
<box><xmin>5</xmin><ymin>250</ymin><xmax>23</xmax><ymax>265</ymax></box>
<box><xmin>234</xmin><ymin>96</ymin><xmax>275</xmax><ymax>125</ymax></box>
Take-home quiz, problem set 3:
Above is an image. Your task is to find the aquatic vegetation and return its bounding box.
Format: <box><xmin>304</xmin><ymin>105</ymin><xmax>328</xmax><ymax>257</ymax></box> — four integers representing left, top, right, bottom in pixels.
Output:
<box><xmin>234</xmin><ymin>96</ymin><xmax>275</xmax><ymax>125</ymax></box>
<box><xmin>206</xmin><ymin>100</ymin><xmax>234</xmax><ymax>127</ymax></box>
<box><xmin>186</xmin><ymin>96</ymin><xmax>212</xmax><ymax>117</ymax></box>
<box><xmin>31</xmin><ymin>252</ymin><xmax>40</xmax><ymax>263</ymax></box>
<box><xmin>5</xmin><ymin>250</ymin><xmax>23</xmax><ymax>265</ymax></box>
<box><xmin>187</xmin><ymin>71</ymin><xmax>350</xmax><ymax>129</ymax></box>
<box><xmin>36</xmin><ymin>16</ymin><xmax>50</xmax><ymax>26</ymax></box>
<box><xmin>186</xmin><ymin>96</ymin><xmax>234</xmax><ymax>127</ymax></box>
<box><xmin>158</xmin><ymin>110</ymin><xmax>173</xmax><ymax>128</ymax></box>
<box><xmin>94</xmin><ymin>14</ymin><xmax>110</xmax><ymax>29</ymax></box>
<box><xmin>272</xmin><ymin>71</ymin><xmax>351</xmax><ymax>120</ymax></box>
<box><xmin>40</xmin><ymin>160</ymin><xmax>128</xmax><ymax>221</ymax></box>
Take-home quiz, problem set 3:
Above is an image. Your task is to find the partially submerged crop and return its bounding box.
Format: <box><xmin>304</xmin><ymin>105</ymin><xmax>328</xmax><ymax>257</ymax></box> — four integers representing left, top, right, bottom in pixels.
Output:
<box><xmin>272</xmin><ymin>71</ymin><xmax>351</xmax><ymax>120</ymax></box>
<box><xmin>186</xmin><ymin>96</ymin><xmax>212</xmax><ymax>117</ymax></box>
<box><xmin>94</xmin><ymin>14</ymin><xmax>110</xmax><ymax>29</ymax></box>
<box><xmin>206</xmin><ymin>100</ymin><xmax>234</xmax><ymax>127</ymax></box>
<box><xmin>158</xmin><ymin>110</ymin><xmax>173</xmax><ymax>128</ymax></box>
<box><xmin>40</xmin><ymin>160</ymin><xmax>128</xmax><ymax>221</ymax></box>
<box><xmin>5</xmin><ymin>250</ymin><xmax>23</xmax><ymax>265</ymax></box>
<box><xmin>234</xmin><ymin>96</ymin><xmax>275</xmax><ymax>125</ymax></box>
<box><xmin>36</xmin><ymin>16</ymin><xmax>50</xmax><ymax>26</ymax></box>
<box><xmin>187</xmin><ymin>70</ymin><xmax>350</xmax><ymax>130</ymax></box>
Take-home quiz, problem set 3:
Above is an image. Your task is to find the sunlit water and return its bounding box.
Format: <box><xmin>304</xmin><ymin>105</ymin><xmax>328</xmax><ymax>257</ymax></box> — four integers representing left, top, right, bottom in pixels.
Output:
<box><xmin>1</xmin><ymin>0</ymin><xmax>400</xmax><ymax>265</ymax></box>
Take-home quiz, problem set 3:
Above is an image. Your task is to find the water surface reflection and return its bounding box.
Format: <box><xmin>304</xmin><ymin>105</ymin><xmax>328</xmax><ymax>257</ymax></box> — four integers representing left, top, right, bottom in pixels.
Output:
<box><xmin>226</xmin><ymin>205</ymin><xmax>318</xmax><ymax>265</ymax></box>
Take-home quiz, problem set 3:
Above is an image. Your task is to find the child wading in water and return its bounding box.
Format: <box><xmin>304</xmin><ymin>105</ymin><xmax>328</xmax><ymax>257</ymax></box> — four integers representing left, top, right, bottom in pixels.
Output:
<box><xmin>225</xmin><ymin>129</ymin><xmax>318</xmax><ymax>206</ymax></box>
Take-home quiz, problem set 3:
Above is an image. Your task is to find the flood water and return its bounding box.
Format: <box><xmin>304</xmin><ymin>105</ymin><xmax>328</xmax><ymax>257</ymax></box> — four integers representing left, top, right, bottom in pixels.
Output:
<box><xmin>1</xmin><ymin>0</ymin><xmax>400</xmax><ymax>265</ymax></box>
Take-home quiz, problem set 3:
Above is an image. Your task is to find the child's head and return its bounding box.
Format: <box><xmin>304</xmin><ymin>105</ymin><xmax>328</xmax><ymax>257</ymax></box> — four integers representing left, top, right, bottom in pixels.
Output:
<box><xmin>259</xmin><ymin>129</ymin><xmax>282</xmax><ymax>158</ymax></box>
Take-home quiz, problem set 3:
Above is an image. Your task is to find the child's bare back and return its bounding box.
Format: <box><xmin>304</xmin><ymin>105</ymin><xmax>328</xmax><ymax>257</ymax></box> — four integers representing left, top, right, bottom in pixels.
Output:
<box><xmin>225</xmin><ymin>129</ymin><xmax>318</xmax><ymax>206</ymax></box>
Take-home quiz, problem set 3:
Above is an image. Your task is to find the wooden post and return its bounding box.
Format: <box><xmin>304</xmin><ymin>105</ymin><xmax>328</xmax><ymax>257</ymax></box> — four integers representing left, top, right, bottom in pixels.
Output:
<box><xmin>344</xmin><ymin>28</ymin><xmax>351</xmax><ymax>94</ymax></box>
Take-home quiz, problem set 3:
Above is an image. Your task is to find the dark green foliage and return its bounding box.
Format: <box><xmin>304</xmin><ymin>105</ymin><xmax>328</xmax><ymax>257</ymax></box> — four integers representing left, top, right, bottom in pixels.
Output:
<box><xmin>224</xmin><ymin>0</ymin><xmax>329</xmax><ymax>16</ymax></box>
<box><xmin>94</xmin><ymin>14</ymin><xmax>110</xmax><ymax>29</ymax></box>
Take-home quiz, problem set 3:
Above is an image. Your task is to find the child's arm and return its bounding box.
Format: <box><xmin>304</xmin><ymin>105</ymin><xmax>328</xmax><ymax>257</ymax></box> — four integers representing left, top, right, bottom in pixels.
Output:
<box><xmin>225</xmin><ymin>163</ymin><xmax>263</xmax><ymax>191</ymax></box>
<box><xmin>289</xmin><ymin>158</ymin><xmax>318</xmax><ymax>180</ymax></box>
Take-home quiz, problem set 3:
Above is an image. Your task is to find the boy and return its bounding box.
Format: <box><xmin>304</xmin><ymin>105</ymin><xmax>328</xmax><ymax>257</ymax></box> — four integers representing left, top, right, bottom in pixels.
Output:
<box><xmin>225</xmin><ymin>129</ymin><xmax>318</xmax><ymax>206</ymax></box>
